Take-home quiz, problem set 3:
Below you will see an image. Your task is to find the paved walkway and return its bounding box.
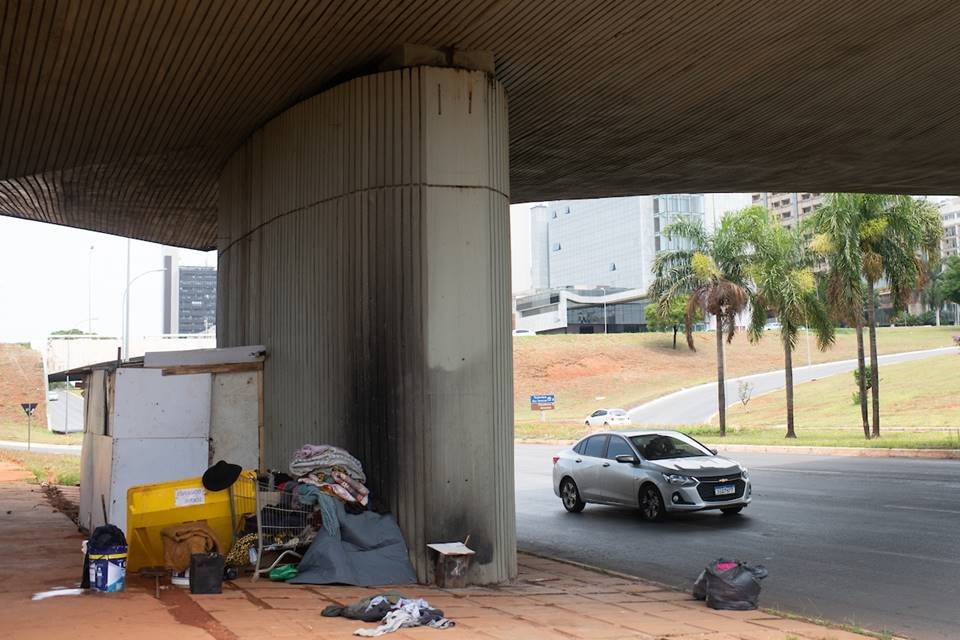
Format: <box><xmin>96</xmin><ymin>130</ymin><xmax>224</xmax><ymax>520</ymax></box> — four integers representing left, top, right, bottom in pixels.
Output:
<box><xmin>629</xmin><ymin>346</ymin><xmax>956</xmax><ymax>424</ymax></box>
<box><xmin>0</xmin><ymin>463</ymin><xmax>876</xmax><ymax>640</ymax></box>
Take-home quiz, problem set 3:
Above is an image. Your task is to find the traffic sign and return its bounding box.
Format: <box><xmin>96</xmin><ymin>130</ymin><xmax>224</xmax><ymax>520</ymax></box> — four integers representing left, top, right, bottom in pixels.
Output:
<box><xmin>21</xmin><ymin>403</ymin><xmax>38</xmax><ymax>452</ymax></box>
<box><xmin>530</xmin><ymin>393</ymin><xmax>555</xmax><ymax>414</ymax></box>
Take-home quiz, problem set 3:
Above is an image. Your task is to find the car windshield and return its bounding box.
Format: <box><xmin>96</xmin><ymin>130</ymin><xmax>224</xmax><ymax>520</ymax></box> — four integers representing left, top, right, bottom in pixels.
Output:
<box><xmin>629</xmin><ymin>434</ymin><xmax>710</xmax><ymax>460</ymax></box>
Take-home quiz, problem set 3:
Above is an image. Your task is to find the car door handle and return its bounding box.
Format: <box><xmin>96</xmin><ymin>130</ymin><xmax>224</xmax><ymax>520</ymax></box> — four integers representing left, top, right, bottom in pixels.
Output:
<box><xmin>575</xmin><ymin>459</ymin><xmax>582</xmax><ymax>463</ymax></box>
<box><xmin>602</xmin><ymin>462</ymin><xmax>610</xmax><ymax>467</ymax></box>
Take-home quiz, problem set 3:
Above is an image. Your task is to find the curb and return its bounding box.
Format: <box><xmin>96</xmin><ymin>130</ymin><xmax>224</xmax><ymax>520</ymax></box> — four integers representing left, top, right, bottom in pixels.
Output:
<box><xmin>517</xmin><ymin>548</ymin><xmax>684</xmax><ymax>593</ymax></box>
<box><xmin>516</xmin><ymin>439</ymin><xmax>960</xmax><ymax>460</ymax></box>
<box><xmin>712</xmin><ymin>444</ymin><xmax>960</xmax><ymax>459</ymax></box>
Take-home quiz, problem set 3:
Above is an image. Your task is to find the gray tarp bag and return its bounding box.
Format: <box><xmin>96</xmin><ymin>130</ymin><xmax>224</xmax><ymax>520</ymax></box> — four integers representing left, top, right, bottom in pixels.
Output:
<box><xmin>289</xmin><ymin>500</ymin><xmax>416</xmax><ymax>586</ymax></box>
<box><xmin>693</xmin><ymin>558</ymin><xmax>768</xmax><ymax>610</ymax></box>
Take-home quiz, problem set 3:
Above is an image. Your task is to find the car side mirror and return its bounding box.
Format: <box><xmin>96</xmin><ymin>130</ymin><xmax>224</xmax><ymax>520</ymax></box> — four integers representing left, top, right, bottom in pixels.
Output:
<box><xmin>615</xmin><ymin>455</ymin><xmax>639</xmax><ymax>465</ymax></box>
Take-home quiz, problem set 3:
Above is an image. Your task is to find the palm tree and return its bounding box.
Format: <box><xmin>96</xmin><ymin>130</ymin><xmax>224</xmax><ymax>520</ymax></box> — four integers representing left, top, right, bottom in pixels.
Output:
<box><xmin>810</xmin><ymin>194</ymin><xmax>870</xmax><ymax>439</ymax></box>
<box><xmin>812</xmin><ymin>194</ymin><xmax>942</xmax><ymax>438</ymax></box>
<box><xmin>747</xmin><ymin>219</ymin><xmax>835</xmax><ymax>439</ymax></box>
<box><xmin>649</xmin><ymin>208</ymin><xmax>761</xmax><ymax>436</ymax></box>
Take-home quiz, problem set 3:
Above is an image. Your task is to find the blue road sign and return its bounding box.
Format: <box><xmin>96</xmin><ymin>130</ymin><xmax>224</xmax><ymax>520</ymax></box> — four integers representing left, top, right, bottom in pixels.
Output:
<box><xmin>530</xmin><ymin>394</ymin><xmax>555</xmax><ymax>404</ymax></box>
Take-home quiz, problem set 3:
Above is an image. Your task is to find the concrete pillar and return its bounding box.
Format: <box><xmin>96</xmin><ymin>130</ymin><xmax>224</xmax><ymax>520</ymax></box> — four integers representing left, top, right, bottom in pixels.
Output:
<box><xmin>217</xmin><ymin>64</ymin><xmax>515</xmax><ymax>583</ymax></box>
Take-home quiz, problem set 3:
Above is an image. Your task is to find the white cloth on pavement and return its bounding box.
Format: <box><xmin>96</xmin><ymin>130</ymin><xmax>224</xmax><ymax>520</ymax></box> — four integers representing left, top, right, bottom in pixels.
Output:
<box><xmin>354</xmin><ymin>598</ymin><xmax>454</xmax><ymax>636</ymax></box>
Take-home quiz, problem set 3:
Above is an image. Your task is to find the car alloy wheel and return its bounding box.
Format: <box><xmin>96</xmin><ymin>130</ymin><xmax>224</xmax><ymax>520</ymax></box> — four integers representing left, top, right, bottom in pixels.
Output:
<box><xmin>639</xmin><ymin>484</ymin><xmax>665</xmax><ymax>521</ymax></box>
<box><xmin>560</xmin><ymin>478</ymin><xmax>585</xmax><ymax>513</ymax></box>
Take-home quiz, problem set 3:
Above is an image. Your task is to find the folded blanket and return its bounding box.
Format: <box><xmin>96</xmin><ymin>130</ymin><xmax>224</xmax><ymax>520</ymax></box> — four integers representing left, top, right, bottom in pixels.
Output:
<box><xmin>290</xmin><ymin>444</ymin><xmax>366</xmax><ymax>483</ymax></box>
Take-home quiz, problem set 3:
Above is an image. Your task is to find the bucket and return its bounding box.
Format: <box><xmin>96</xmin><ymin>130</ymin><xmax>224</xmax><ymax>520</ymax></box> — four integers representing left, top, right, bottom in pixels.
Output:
<box><xmin>88</xmin><ymin>545</ymin><xmax>127</xmax><ymax>592</ymax></box>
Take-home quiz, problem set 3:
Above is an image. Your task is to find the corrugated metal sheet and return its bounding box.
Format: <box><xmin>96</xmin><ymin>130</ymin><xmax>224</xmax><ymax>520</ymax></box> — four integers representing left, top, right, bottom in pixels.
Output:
<box><xmin>4</xmin><ymin>2</ymin><xmax>960</xmax><ymax>247</ymax></box>
<box><xmin>218</xmin><ymin>67</ymin><xmax>514</xmax><ymax>583</ymax></box>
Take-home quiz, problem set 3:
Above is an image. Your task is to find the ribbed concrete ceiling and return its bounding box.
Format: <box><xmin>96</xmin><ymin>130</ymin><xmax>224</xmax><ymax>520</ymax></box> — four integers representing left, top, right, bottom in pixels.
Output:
<box><xmin>3</xmin><ymin>1</ymin><xmax>960</xmax><ymax>249</ymax></box>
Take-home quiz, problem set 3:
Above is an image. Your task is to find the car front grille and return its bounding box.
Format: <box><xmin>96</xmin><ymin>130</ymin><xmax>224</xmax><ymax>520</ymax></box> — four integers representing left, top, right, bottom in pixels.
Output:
<box><xmin>695</xmin><ymin>476</ymin><xmax>745</xmax><ymax>502</ymax></box>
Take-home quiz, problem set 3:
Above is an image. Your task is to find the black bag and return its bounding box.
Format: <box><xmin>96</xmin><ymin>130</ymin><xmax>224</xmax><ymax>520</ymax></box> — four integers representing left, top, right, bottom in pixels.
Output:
<box><xmin>693</xmin><ymin>558</ymin><xmax>768</xmax><ymax>610</ymax></box>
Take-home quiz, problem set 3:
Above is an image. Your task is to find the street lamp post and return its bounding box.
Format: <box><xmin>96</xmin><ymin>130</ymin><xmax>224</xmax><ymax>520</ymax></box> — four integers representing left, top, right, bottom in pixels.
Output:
<box><xmin>600</xmin><ymin>287</ymin><xmax>608</xmax><ymax>334</ymax></box>
<box><xmin>88</xmin><ymin>245</ymin><xmax>94</xmax><ymax>334</ymax></box>
<box><xmin>122</xmin><ymin>267</ymin><xmax>166</xmax><ymax>358</ymax></box>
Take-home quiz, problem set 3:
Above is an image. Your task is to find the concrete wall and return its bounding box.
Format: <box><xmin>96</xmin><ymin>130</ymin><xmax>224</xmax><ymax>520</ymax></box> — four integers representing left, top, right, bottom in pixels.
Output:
<box><xmin>217</xmin><ymin>66</ymin><xmax>515</xmax><ymax>583</ymax></box>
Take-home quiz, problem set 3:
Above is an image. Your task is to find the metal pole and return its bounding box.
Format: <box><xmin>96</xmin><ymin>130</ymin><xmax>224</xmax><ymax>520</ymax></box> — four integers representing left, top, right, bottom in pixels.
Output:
<box><xmin>124</xmin><ymin>239</ymin><xmax>131</xmax><ymax>357</ymax></box>
<box><xmin>64</xmin><ymin>341</ymin><xmax>69</xmax><ymax>433</ymax></box>
<box><xmin>601</xmin><ymin>287</ymin><xmax>608</xmax><ymax>334</ymax></box>
<box><xmin>88</xmin><ymin>245</ymin><xmax>94</xmax><ymax>334</ymax></box>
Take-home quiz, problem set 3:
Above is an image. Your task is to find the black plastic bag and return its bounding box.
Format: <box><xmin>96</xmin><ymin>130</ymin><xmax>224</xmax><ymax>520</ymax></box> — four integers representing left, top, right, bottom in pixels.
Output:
<box><xmin>693</xmin><ymin>558</ymin><xmax>768</xmax><ymax>610</ymax></box>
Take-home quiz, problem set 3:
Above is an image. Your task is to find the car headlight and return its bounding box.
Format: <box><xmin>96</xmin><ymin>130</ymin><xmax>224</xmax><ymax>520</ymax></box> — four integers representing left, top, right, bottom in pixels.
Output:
<box><xmin>662</xmin><ymin>473</ymin><xmax>698</xmax><ymax>487</ymax></box>
<box><xmin>740</xmin><ymin>468</ymin><xmax>749</xmax><ymax>481</ymax></box>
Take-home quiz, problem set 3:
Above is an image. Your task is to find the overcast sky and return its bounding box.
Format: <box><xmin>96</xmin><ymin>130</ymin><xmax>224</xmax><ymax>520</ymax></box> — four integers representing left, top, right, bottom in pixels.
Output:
<box><xmin>0</xmin><ymin>217</ymin><xmax>214</xmax><ymax>343</ymax></box>
<box><xmin>0</xmin><ymin>207</ymin><xmax>534</xmax><ymax>344</ymax></box>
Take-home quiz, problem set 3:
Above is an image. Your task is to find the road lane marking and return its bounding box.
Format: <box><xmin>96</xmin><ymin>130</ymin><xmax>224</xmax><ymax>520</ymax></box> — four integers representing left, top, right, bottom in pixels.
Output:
<box><xmin>882</xmin><ymin>504</ymin><xmax>960</xmax><ymax>515</ymax></box>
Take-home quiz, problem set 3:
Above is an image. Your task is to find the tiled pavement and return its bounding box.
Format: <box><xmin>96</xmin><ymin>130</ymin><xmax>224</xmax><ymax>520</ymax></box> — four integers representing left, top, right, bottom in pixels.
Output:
<box><xmin>0</xmin><ymin>462</ymin><xmax>878</xmax><ymax>640</ymax></box>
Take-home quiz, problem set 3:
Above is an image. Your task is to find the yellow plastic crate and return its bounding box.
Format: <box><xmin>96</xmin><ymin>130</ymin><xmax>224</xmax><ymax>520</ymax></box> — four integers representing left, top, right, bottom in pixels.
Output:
<box><xmin>126</xmin><ymin>471</ymin><xmax>257</xmax><ymax>572</ymax></box>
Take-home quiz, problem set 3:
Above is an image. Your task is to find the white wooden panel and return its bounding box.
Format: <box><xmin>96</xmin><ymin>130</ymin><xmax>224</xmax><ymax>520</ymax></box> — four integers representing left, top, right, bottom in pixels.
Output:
<box><xmin>110</xmin><ymin>437</ymin><xmax>210</xmax><ymax>535</ymax></box>
<box><xmin>84</xmin><ymin>370</ymin><xmax>106</xmax><ymax>436</ymax></box>
<box><xmin>209</xmin><ymin>371</ymin><xmax>259</xmax><ymax>469</ymax></box>
<box><xmin>80</xmin><ymin>434</ymin><xmax>115</xmax><ymax>532</ymax></box>
<box><xmin>112</xmin><ymin>369</ymin><xmax>211</xmax><ymax>439</ymax></box>
<box><xmin>143</xmin><ymin>345</ymin><xmax>265</xmax><ymax>368</ymax></box>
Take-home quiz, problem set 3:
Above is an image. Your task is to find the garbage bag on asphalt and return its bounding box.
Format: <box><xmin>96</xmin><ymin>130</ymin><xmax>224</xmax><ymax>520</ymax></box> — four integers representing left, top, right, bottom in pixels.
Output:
<box><xmin>693</xmin><ymin>558</ymin><xmax>768</xmax><ymax>610</ymax></box>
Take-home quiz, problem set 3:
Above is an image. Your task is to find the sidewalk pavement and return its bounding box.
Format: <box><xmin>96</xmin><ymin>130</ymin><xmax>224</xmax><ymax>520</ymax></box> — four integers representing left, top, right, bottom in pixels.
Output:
<box><xmin>0</xmin><ymin>461</ymin><xmax>877</xmax><ymax>640</ymax></box>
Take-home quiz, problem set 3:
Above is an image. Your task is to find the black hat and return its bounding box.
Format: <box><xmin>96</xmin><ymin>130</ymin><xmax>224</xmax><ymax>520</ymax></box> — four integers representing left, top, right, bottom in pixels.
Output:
<box><xmin>202</xmin><ymin>460</ymin><xmax>242</xmax><ymax>492</ymax></box>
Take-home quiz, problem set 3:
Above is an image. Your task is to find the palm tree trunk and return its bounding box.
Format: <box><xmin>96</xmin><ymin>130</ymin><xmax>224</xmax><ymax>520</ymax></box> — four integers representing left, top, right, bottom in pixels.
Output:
<box><xmin>715</xmin><ymin>314</ymin><xmax>726</xmax><ymax>437</ymax></box>
<box><xmin>784</xmin><ymin>340</ymin><xmax>796</xmax><ymax>439</ymax></box>
<box><xmin>866</xmin><ymin>280</ymin><xmax>881</xmax><ymax>437</ymax></box>
<box><xmin>855</xmin><ymin>316</ymin><xmax>869</xmax><ymax>439</ymax></box>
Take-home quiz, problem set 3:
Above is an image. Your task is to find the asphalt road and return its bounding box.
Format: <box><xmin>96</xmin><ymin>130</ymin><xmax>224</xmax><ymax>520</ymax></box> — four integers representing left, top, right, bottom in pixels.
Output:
<box><xmin>516</xmin><ymin>443</ymin><xmax>960</xmax><ymax>640</ymax></box>
<box><xmin>628</xmin><ymin>347</ymin><xmax>956</xmax><ymax>424</ymax></box>
<box><xmin>46</xmin><ymin>390</ymin><xmax>85</xmax><ymax>433</ymax></box>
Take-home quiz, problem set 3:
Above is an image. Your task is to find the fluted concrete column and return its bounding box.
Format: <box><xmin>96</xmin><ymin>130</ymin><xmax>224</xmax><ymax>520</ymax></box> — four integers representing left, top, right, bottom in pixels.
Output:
<box><xmin>217</xmin><ymin>65</ymin><xmax>515</xmax><ymax>583</ymax></box>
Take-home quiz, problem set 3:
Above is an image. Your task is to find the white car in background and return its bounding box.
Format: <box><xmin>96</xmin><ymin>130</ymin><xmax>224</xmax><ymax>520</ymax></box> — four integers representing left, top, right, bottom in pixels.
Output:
<box><xmin>584</xmin><ymin>408</ymin><xmax>631</xmax><ymax>427</ymax></box>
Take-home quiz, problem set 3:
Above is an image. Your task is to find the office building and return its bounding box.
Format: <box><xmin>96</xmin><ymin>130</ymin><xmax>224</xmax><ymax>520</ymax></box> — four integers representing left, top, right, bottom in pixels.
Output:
<box><xmin>162</xmin><ymin>250</ymin><xmax>217</xmax><ymax>334</ymax></box>
<box><xmin>529</xmin><ymin>194</ymin><xmax>750</xmax><ymax>293</ymax></box>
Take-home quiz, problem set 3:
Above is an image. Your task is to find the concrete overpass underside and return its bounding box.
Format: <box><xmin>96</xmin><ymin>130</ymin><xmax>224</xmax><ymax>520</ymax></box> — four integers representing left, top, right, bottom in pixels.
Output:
<box><xmin>4</xmin><ymin>1</ymin><xmax>960</xmax><ymax>583</ymax></box>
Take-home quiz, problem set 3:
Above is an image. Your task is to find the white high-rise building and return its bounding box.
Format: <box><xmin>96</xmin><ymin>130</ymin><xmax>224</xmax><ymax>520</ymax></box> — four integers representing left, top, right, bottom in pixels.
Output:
<box><xmin>529</xmin><ymin>194</ymin><xmax>751</xmax><ymax>292</ymax></box>
<box><xmin>939</xmin><ymin>197</ymin><xmax>960</xmax><ymax>259</ymax></box>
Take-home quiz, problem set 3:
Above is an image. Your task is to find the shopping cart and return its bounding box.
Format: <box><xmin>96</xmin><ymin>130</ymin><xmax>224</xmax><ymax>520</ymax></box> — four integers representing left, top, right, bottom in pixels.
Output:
<box><xmin>247</xmin><ymin>474</ymin><xmax>316</xmax><ymax>581</ymax></box>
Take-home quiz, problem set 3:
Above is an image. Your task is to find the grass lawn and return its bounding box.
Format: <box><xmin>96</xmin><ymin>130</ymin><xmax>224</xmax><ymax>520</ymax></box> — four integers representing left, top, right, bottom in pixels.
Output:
<box><xmin>723</xmin><ymin>353</ymin><xmax>960</xmax><ymax>431</ymax></box>
<box><xmin>0</xmin><ymin>450</ymin><xmax>80</xmax><ymax>485</ymax></box>
<box><xmin>514</xmin><ymin>325</ymin><xmax>958</xmax><ymax>422</ymax></box>
<box><xmin>0</xmin><ymin>421</ymin><xmax>83</xmax><ymax>445</ymax></box>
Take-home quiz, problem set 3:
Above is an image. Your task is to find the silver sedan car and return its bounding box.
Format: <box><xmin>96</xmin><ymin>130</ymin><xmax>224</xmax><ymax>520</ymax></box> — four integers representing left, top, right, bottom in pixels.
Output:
<box><xmin>552</xmin><ymin>430</ymin><xmax>751</xmax><ymax>520</ymax></box>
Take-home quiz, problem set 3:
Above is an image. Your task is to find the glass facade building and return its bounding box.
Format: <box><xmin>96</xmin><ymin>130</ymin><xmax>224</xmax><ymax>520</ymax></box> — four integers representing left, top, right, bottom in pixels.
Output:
<box><xmin>530</xmin><ymin>194</ymin><xmax>750</xmax><ymax>293</ymax></box>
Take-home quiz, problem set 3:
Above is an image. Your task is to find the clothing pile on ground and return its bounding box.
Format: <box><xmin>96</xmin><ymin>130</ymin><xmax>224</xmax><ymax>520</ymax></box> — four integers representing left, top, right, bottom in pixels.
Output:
<box><xmin>323</xmin><ymin>591</ymin><xmax>455</xmax><ymax>636</ymax></box>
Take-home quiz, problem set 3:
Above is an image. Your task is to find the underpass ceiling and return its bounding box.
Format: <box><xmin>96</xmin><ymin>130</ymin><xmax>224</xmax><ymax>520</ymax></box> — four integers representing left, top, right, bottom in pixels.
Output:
<box><xmin>2</xmin><ymin>1</ymin><xmax>959</xmax><ymax>249</ymax></box>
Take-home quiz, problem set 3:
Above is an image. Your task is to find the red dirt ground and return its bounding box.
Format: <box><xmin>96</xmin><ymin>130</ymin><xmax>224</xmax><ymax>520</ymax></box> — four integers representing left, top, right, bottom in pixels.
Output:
<box><xmin>0</xmin><ymin>343</ymin><xmax>47</xmax><ymax>425</ymax></box>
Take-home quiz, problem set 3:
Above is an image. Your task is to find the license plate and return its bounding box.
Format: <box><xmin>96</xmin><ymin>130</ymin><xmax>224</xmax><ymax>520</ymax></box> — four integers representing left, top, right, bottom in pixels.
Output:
<box><xmin>715</xmin><ymin>484</ymin><xmax>736</xmax><ymax>496</ymax></box>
